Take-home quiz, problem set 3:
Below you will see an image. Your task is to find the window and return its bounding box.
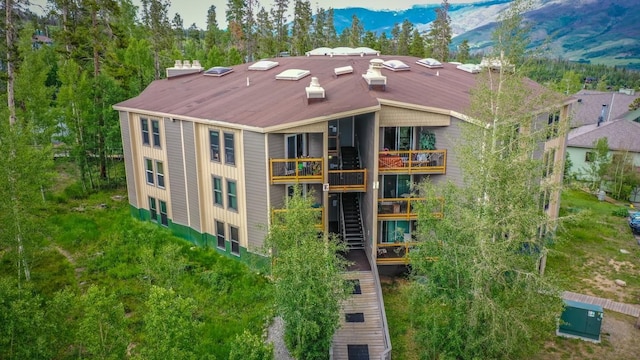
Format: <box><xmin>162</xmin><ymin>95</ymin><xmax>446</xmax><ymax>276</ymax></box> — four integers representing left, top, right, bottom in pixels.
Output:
<box><xmin>585</xmin><ymin>151</ymin><xmax>595</xmax><ymax>162</ymax></box>
<box><xmin>212</xmin><ymin>176</ymin><xmax>223</xmax><ymax>206</ymax></box>
<box><xmin>152</xmin><ymin>119</ymin><xmax>161</xmax><ymax>148</ymax></box>
<box><xmin>145</xmin><ymin>158</ymin><xmax>154</xmax><ymax>185</ymax></box>
<box><xmin>156</xmin><ymin>161</ymin><xmax>165</xmax><ymax>188</ymax></box>
<box><xmin>141</xmin><ymin>118</ymin><xmax>150</xmax><ymax>145</ymax></box>
<box><xmin>210</xmin><ymin>130</ymin><xmax>220</xmax><ymax>162</ymax></box>
<box><xmin>230</xmin><ymin>226</ymin><xmax>240</xmax><ymax>255</ymax></box>
<box><xmin>542</xmin><ymin>149</ymin><xmax>556</xmax><ymax>178</ymax></box>
<box><xmin>227</xmin><ymin>180</ymin><xmax>237</xmax><ymax>211</ymax></box>
<box><xmin>159</xmin><ymin>200</ymin><xmax>168</xmax><ymax>226</ymax></box>
<box><xmin>224</xmin><ymin>133</ymin><xmax>235</xmax><ymax>165</ymax></box>
<box><xmin>547</xmin><ymin>112</ymin><xmax>560</xmax><ymax>138</ymax></box>
<box><xmin>216</xmin><ymin>220</ymin><xmax>225</xmax><ymax>249</ymax></box>
<box><xmin>149</xmin><ymin>197</ymin><xmax>157</xmax><ymax>222</ymax></box>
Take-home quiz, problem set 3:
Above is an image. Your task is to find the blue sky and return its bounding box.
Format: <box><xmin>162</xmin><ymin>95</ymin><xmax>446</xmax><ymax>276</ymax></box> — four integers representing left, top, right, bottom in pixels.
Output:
<box><xmin>30</xmin><ymin>0</ymin><xmax>487</xmax><ymax>29</ymax></box>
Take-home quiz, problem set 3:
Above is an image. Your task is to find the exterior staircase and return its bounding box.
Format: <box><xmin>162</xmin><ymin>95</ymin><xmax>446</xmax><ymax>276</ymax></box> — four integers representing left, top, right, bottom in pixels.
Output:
<box><xmin>341</xmin><ymin>193</ymin><xmax>364</xmax><ymax>250</ymax></box>
<box><xmin>340</xmin><ymin>146</ymin><xmax>360</xmax><ymax>170</ymax></box>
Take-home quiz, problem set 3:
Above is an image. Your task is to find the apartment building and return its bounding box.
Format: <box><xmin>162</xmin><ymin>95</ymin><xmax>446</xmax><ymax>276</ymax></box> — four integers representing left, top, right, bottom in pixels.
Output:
<box><xmin>114</xmin><ymin>48</ymin><xmax>571</xmax><ymax>266</ymax></box>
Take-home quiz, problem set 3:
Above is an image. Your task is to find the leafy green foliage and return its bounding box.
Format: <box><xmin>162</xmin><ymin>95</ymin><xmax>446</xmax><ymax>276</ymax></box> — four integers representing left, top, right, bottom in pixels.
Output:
<box><xmin>229</xmin><ymin>330</ymin><xmax>274</xmax><ymax>360</ymax></box>
<box><xmin>266</xmin><ymin>186</ymin><xmax>350</xmax><ymax>360</ymax></box>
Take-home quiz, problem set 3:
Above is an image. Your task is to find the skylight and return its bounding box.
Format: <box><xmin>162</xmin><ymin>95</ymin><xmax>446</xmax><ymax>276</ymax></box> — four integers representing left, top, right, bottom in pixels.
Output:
<box><xmin>456</xmin><ymin>63</ymin><xmax>481</xmax><ymax>74</ymax></box>
<box><xmin>248</xmin><ymin>60</ymin><xmax>279</xmax><ymax>71</ymax></box>
<box><xmin>416</xmin><ymin>58</ymin><xmax>443</xmax><ymax>68</ymax></box>
<box><xmin>204</xmin><ymin>66</ymin><xmax>233</xmax><ymax>77</ymax></box>
<box><xmin>383</xmin><ymin>60</ymin><xmax>410</xmax><ymax>71</ymax></box>
<box><xmin>275</xmin><ymin>69</ymin><xmax>311</xmax><ymax>81</ymax></box>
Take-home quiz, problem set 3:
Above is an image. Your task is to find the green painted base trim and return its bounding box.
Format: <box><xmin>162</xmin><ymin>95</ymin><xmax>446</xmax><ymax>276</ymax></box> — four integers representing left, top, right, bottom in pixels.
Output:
<box><xmin>129</xmin><ymin>204</ymin><xmax>269</xmax><ymax>271</ymax></box>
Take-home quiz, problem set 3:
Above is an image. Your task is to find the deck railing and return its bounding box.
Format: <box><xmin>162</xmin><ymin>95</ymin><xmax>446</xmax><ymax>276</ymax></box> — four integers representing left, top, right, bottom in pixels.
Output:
<box><xmin>378</xmin><ymin>149</ymin><xmax>446</xmax><ymax>174</ymax></box>
<box><xmin>271</xmin><ymin>207</ymin><xmax>324</xmax><ymax>230</ymax></box>
<box><xmin>328</xmin><ymin>169</ymin><xmax>367</xmax><ymax>191</ymax></box>
<box><xmin>270</xmin><ymin>158</ymin><xmax>323</xmax><ymax>184</ymax></box>
<box><xmin>375</xmin><ymin>242</ymin><xmax>439</xmax><ymax>265</ymax></box>
<box><xmin>377</xmin><ymin>197</ymin><xmax>444</xmax><ymax>220</ymax></box>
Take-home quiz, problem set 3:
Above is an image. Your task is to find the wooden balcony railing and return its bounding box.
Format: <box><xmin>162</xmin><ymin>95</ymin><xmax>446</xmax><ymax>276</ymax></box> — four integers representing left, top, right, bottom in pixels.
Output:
<box><xmin>271</xmin><ymin>207</ymin><xmax>324</xmax><ymax>230</ymax></box>
<box><xmin>270</xmin><ymin>158</ymin><xmax>323</xmax><ymax>184</ymax></box>
<box><xmin>328</xmin><ymin>169</ymin><xmax>367</xmax><ymax>191</ymax></box>
<box><xmin>378</xmin><ymin>149</ymin><xmax>446</xmax><ymax>174</ymax></box>
<box><xmin>377</xmin><ymin>197</ymin><xmax>444</xmax><ymax>220</ymax></box>
<box><xmin>375</xmin><ymin>242</ymin><xmax>438</xmax><ymax>264</ymax></box>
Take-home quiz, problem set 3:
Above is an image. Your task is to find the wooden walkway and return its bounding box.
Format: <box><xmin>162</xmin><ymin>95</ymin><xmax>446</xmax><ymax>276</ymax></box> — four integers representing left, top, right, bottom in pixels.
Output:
<box><xmin>563</xmin><ymin>291</ymin><xmax>640</xmax><ymax>317</ymax></box>
<box><xmin>332</xmin><ymin>271</ymin><xmax>386</xmax><ymax>360</ymax></box>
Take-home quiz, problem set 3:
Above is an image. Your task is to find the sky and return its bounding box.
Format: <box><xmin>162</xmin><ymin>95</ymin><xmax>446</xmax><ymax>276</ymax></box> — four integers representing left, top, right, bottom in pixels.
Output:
<box><xmin>29</xmin><ymin>0</ymin><xmax>487</xmax><ymax>30</ymax></box>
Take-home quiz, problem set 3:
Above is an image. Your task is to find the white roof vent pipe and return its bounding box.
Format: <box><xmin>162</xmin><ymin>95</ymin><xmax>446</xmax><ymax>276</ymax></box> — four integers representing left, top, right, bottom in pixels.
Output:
<box><xmin>305</xmin><ymin>76</ymin><xmax>325</xmax><ymax>103</ymax></box>
<box><xmin>167</xmin><ymin>59</ymin><xmax>203</xmax><ymax>78</ymax></box>
<box><xmin>174</xmin><ymin>60</ymin><xmax>183</xmax><ymax>68</ymax></box>
<box><xmin>362</xmin><ymin>58</ymin><xmax>387</xmax><ymax>90</ymax></box>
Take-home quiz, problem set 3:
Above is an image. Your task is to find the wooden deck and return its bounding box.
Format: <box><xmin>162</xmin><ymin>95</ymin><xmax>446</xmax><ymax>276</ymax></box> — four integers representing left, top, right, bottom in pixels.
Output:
<box><xmin>563</xmin><ymin>291</ymin><xmax>640</xmax><ymax>317</ymax></box>
<box><xmin>332</xmin><ymin>271</ymin><xmax>386</xmax><ymax>360</ymax></box>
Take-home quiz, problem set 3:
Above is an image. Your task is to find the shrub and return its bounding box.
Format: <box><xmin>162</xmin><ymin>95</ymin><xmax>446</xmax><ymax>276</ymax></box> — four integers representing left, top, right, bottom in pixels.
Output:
<box><xmin>611</xmin><ymin>207</ymin><xmax>630</xmax><ymax>217</ymax></box>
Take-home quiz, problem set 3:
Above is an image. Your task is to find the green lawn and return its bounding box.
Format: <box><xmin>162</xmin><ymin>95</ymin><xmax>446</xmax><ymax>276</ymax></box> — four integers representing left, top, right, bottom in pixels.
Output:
<box><xmin>1</xmin><ymin>171</ymin><xmax>273</xmax><ymax>359</ymax></box>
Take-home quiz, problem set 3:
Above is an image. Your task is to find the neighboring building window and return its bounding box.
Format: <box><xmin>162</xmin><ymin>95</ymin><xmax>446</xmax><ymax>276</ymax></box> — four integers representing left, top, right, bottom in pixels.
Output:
<box><xmin>210</xmin><ymin>130</ymin><xmax>220</xmax><ymax>162</ymax></box>
<box><xmin>227</xmin><ymin>180</ymin><xmax>237</xmax><ymax>210</ymax></box>
<box><xmin>543</xmin><ymin>149</ymin><xmax>556</xmax><ymax>178</ymax></box>
<box><xmin>212</xmin><ymin>176</ymin><xmax>223</xmax><ymax>206</ymax></box>
<box><xmin>159</xmin><ymin>200</ymin><xmax>168</xmax><ymax>226</ymax></box>
<box><xmin>149</xmin><ymin>197</ymin><xmax>157</xmax><ymax>222</ymax></box>
<box><xmin>141</xmin><ymin>118</ymin><xmax>150</xmax><ymax>145</ymax></box>
<box><xmin>152</xmin><ymin>119</ymin><xmax>161</xmax><ymax>148</ymax></box>
<box><xmin>216</xmin><ymin>220</ymin><xmax>225</xmax><ymax>249</ymax></box>
<box><xmin>585</xmin><ymin>151</ymin><xmax>595</xmax><ymax>162</ymax></box>
<box><xmin>156</xmin><ymin>161</ymin><xmax>165</xmax><ymax>188</ymax></box>
<box><xmin>224</xmin><ymin>132</ymin><xmax>235</xmax><ymax>165</ymax></box>
<box><xmin>230</xmin><ymin>225</ymin><xmax>240</xmax><ymax>255</ymax></box>
<box><xmin>145</xmin><ymin>158</ymin><xmax>154</xmax><ymax>185</ymax></box>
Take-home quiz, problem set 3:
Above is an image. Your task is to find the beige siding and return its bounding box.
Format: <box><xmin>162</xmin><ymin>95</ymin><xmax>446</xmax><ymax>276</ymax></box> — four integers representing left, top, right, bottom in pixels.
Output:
<box><xmin>195</xmin><ymin>123</ymin><xmax>247</xmax><ymax>248</ymax></box>
<box><xmin>431</xmin><ymin>118</ymin><xmax>464</xmax><ymax>187</ymax></box>
<box><xmin>133</xmin><ymin>114</ymin><xmax>171</xmax><ymax>217</ymax></box>
<box><xmin>379</xmin><ymin>105</ymin><xmax>450</xmax><ymax>127</ymax></box>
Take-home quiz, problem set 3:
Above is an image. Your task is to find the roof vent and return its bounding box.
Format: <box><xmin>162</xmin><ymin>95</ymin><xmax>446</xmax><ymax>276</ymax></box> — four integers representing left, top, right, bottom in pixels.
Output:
<box><xmin>305</xmin><ymin>77</ymin><xmax>325</xmax><ymax>103</ymax></box>
<box><xmin>276</xmin><ymin>69</ymin><xmax>311</xmax><ymax>81</ymax></box>
<box><xmin>383</xmin><ymin>60</ymin><xmax>410</xmax><ymax>71</ymax></box>
<box><xmin>334</xmin><ymin>65</ymin><xmax>353</xmax><ymax>76</ymax></box>
<box><xmin>204</xmin><ymin>66</ymin><xmax>233</xmax><ymax>77</ymax></box>
<box><xmin>363</xmin><ymin>59</ymin><xmax>387</xmax><ymax>90</ymax></box>
<box><xmin>249</xmin><ymin>60</ymin><xmax>279</xmax><ymax>71</ymax></box>
<box><xmin>166</xmin><ymin>59</ymin><xmax>204</xmax><ymax>78</ymax></box>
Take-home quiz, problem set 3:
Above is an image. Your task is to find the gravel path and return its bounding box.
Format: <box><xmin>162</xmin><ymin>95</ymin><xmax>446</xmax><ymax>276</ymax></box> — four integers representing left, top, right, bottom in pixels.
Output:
<box><xmin>266</xmin><ymin>316</ymin><xmax>295</xmax><ymax>360</ymax></box>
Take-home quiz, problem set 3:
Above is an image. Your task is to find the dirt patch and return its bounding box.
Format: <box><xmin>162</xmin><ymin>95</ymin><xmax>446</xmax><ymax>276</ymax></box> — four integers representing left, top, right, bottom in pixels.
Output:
<box><xmin>608</xmin><ymin>259</ymin><xmax>635</xmax><ymax>273</ymax></box>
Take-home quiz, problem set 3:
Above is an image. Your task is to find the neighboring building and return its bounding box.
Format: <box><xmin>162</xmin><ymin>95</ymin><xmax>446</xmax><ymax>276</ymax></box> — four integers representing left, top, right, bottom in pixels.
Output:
<box><xmin>567</xmin><ymin>89</ymin><xmax>640</xmax><ymax>201</ymax></box>
<box><xmin>570</xmin><ymin>89</ymin><xmax>639</xmax><ymax>128</ymax></box>
<box><xmin>114</xmin><ymin>48</ymin><xmax>571</xmax><ymax>266</ymax></box>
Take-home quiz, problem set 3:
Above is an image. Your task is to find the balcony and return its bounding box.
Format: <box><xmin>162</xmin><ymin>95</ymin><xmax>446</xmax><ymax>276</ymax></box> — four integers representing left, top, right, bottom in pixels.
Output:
<box><xmin>270</xmin><ymin>158</ymin><xmax>323</xmax><ymax>184</ymax></box>
<box><xmin>328</xmin><ymin>169</ymin><xmax>367</xmax><ymax>192</ymax></box>
<box><xmin>378</xmin><ymin>149</ymin><xmax>446</xmax><ymax>174</ymax></box>
<box><xmin>377</xmin><ymin>197</ymin><xmax>444</xmax><ymax>220</ymax></box>
<box><xmin>271</xmin><ymin>207</ymin><xmax>324</xmax><ymax>230</ymax></box>
<box><xmin>375</xmin><ymin>242</ymin><xmax>438</xmax><ymax>265</ymax></box>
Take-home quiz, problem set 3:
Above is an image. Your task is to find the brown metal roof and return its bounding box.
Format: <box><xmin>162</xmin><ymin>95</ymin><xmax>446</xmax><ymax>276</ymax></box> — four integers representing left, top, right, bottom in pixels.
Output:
<box><xmin>115</xmin><ymin>56</ymin><xmax>477</xmax><ymax>129</ymax></box>
<box><xmin>113</xmin><ymin>55</ymin><xmax>549</xmax><ymax>130</ymax></box>
<box><xmin>572</xmin><ymin>90</ymin><xmax>640</xmax><ymax>128</ymax></box>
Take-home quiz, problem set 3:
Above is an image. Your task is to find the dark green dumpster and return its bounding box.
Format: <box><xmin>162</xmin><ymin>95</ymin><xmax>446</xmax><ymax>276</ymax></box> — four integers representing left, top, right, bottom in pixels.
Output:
<box><xmin>557</xmin><ymin>299</ymin><xmax>603</xmax><ymax>343</ymax></box>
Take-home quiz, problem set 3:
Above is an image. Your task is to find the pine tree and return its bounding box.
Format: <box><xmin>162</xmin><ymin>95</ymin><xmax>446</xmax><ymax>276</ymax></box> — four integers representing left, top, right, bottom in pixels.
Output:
<box><xmin>456</xmin><ymin>39</ymin><xmax>470</xmax><ymax>63</ymax></box>
<box><xmin>255</xmin><ymin>7</ymin><xmax>275</xmax><ymax>58</ymax></box>
<box><xmin>291</xmin><ymin>0</ymin><xmax>312</xmax><ymax>55</ymax></box>
<box><xmin>325</xmin><ymin>8</ymin><xmax>338</xmax><ymax>47</ymax></box>
<box><xmin>271</xmin><ymin>0</ymin><xmax>289</xmax><ymax>53</ymax></box>
<box><xmin>204</xmin><ymin>5</ymin><xmax>220</xmax><ymax>51</ymax></box>
<box><xmin>398</xmin><ymin>19</ymin><xmax>413</xmax><ymax>55</ymax></box>
<box><xmin>428</xmin><ymin>0</ymin><xmax>452</xmax><ymax>61</ymax></box>
<box><xmin>141</xmin><ymin>0</ymin><xmax>173</xmax><ymax>80</ymax></box>
<box><xmin>409</xmin><ymin>29</ymin><xmax>425</xmax><ymax>57</ymax></box>
<box><xmin>348</xmin><ymin>14</ymin><xmax>364</xmax><ymax>47</ymax></box>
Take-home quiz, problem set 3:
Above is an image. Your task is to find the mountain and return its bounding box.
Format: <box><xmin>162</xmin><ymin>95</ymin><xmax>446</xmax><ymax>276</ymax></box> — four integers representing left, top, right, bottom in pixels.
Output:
<box><xmin>331</xmin><ymin>0</ymin><xmax>640</xmax><ymax>68</ymax></box>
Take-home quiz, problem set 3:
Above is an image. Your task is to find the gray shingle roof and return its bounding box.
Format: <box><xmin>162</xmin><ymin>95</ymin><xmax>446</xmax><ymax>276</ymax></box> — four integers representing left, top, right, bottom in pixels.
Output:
<box><xmin>571</xmin><ymin>90</ymin><xmax>640</xmax><ymax>128</ymax></box>
<box><xmin>567</xmin><ymin>119</ymin><xmax>640</xmax><ymax>152</ymax></box>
